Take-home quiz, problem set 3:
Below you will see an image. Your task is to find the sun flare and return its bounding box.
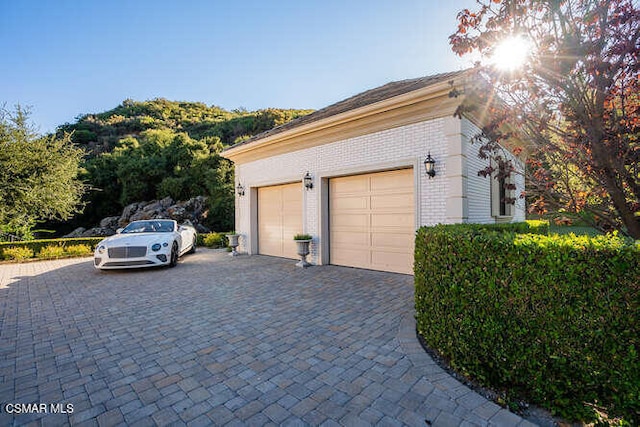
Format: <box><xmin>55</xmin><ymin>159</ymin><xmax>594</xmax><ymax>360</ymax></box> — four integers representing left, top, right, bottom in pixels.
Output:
<box><xmin>491</xmin><ymin>35</ymin><xmax>531</xmax><ymax>71</ymax></box>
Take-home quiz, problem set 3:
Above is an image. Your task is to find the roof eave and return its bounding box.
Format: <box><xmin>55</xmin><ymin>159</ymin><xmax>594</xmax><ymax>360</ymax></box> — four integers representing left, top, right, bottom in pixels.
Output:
<box><xmin>222</xmin><ymin>76</ymin><xmax>465</xmax><ymax>164</ymax></box>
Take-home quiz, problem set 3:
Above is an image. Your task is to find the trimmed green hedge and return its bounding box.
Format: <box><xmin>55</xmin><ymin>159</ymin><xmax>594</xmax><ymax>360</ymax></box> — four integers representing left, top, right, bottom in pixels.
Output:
<box><xmin>441</xmin><ymin>219</ymin><xmax>550</xmax><ymax>235</ymax></box>
<box><xmin>1</xmin><ymin>232</ymin><xmax>233</xmax><ymax>262</ymax></box>
<box><xmin>0</xmin><ymin>238</ymin><xmax>103</xmax><ymax>261</ymax></box>
<box><xmin>415</xmin><ymin>224</ymin><xmax>639</xmax><ymax>424</ymax></box>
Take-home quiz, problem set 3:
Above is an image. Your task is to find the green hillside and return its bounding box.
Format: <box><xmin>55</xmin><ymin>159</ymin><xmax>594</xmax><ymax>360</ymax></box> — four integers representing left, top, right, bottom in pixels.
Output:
<box><xmin>56</xmin><ymin>99</ymin><xmax>312</xmax><ymax>234</ymax></box>
<box><xmin>58</xmin><ymin>98</ymin><xmax>312</xmax><ymax>154</ymax></box>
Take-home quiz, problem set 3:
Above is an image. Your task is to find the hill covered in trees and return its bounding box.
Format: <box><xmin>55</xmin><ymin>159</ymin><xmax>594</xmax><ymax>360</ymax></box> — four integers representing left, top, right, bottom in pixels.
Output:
<box><xmin>58</xmin><ymin>98</ymin><xmax>312</xmax><ymax>155</ymax></box>
<box><xmin>56</xmin><ymin>99</ymin><xmax>312</xmax><ymax>234</ymax></box>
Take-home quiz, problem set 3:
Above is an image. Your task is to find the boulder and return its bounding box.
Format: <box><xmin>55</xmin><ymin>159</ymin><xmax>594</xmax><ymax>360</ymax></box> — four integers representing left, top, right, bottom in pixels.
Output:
<box><xmin>129</xmin><ymin>210</ymin><xmax>155</xmax><ymax>222</ymax></box>
<box><xmin>100</xmin><ymin>216</ymin><xmax>120</xmax><ymax>229</ymax></box>
<box><xmin>167</xmin><ymin>205</ymin><xmax>187</xmax><ymax>222</ymax></box>
<box><xmin>142</xmin><ymin>200</ymin><xmax>162</xmax><ymax>212</ymax></box>
<box><xmin>81</xmin><ymin>227</ymin><xmax>112</xmax><ymax>237</ymax></box>
<box><xmin>119</xmin><ymin>202</ymin><xmax>141</xmax><ymax>226</ymax></box>
<box><xmin>63</xmin><ymin>227</ymin><xmax>86</xmax><ymax>238</ymax></box>
<box><xmin>81</xmin><ymin>196</ymin><xmax>211</xmax><ymax>237</ymax></box>
<box><xmin>159</xmin><ymin>196</ymin><xmax>174</xmax><ymax>208</ymax></box>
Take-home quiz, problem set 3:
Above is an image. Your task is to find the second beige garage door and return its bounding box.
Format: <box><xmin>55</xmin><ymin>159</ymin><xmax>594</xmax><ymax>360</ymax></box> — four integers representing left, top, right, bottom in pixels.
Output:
<box><xmin>258</xmin><ymin>182</ymin><xmax>303</xmax><ymax>259</ymax></box>
<box><xmin>330</xmin><ymin>168</ymin><xmax>415</xmax><ymax>274</ymax></box>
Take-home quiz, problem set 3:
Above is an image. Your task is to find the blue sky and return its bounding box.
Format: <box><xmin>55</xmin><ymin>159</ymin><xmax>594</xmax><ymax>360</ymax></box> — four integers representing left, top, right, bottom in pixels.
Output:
<box><xmin>1</xmin><ymin>0</ymin><xmax>478</xmax><ymax>133</ymax></box>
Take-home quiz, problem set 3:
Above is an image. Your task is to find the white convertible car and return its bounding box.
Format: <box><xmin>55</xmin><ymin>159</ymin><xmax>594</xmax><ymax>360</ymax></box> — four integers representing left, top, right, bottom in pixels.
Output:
<box><xmin>94</xmin><ymin>219</ymin><xmax>197</xmax><ymax>270</ymax></box>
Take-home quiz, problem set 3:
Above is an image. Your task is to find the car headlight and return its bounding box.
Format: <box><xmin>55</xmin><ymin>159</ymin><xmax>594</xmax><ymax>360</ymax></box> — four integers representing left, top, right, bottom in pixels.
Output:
<box><xmin>151</xmin><ymin>243</ymin><xmax>162</xmax><ymax>252</ymax></box>
<box><xmin>97</xmin><ymin>245</ymin><xmax>106</xmax><ymax>254</ymax></box>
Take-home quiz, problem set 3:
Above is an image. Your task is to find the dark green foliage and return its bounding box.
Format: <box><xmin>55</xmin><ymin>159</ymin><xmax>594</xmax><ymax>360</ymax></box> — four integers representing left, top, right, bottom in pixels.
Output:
<box><xmin>1</xmin><ymin>106</ymin><xmax>86</xmax><ymax>239</ymax></box>
<box><xmin>58</xmin><ymin>99</ymin><xmax>313</xmax><ymax>153</ymax></box>
<box><xmin>414</xmin><ymin>224</ymin><xmax>639</xmax><ymax>424</ymax></box>
<box><xmin>0</xmin><ymin>238</ymin><xmax>103</xmax><ymax>261</ymax></box>
<box><xmin>54</xmin><ymin>99</ymin><xmax>311</xmax><ymax>234</ymax></box>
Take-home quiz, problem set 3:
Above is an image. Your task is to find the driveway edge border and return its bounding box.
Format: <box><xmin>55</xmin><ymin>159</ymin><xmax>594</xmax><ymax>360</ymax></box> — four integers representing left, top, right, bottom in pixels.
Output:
<box><xmin>397</xmin><ymin>312</ymin><xmax>535</xmax><ymax>426</ymax></box>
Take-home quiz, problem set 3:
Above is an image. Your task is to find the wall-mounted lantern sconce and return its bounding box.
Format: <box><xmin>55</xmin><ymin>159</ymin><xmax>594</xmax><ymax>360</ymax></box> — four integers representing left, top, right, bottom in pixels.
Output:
<box><xmin>424</xmin><ymin>152</ymin><xmax>436</xmax><ymax>178</ymax></box>
<box><xmin>236</xmin><ymin>182</ymin><xmax>245</xmax><ymax>196</ymax></box>
<box><xmin>303</xmin><ymin>171</ymin><xmax>313</xmax><ymax>190</ymax></box>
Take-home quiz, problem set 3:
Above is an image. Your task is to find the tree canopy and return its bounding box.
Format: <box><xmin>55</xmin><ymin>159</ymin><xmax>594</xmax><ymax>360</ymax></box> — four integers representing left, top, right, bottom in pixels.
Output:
<box><xmin>58</xmin><ymin>99</ymin><xmax>312</xmax><ymax>233</ymax></box>
<box><xmin>0</xmin><ymin>106</ymin><xmax>85</xmax><ymax>239</ymax></box>
<box><xmin>58</xmin><ymin>98</ymin><xmax>313</xmax><ymax>155</ymax></box>
<box><xmin>450</xmin><ymin>0</ymin><xmax>639</xmax><ymax>238</ymax></box>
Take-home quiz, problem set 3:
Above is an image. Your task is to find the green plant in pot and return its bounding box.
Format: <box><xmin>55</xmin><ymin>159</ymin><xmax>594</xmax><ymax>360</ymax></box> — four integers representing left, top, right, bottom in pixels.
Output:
<box><xmin>293</xmin><ymin>234</ymin><xmax>312</xmax><ymax>267</ymax></box>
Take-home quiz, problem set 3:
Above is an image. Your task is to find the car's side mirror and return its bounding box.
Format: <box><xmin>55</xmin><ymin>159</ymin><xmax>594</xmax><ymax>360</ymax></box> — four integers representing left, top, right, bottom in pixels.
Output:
<box><xmin>116</xmin><ymin>228</ymin><xmax>123</xmax><ymax>234</ymax></box>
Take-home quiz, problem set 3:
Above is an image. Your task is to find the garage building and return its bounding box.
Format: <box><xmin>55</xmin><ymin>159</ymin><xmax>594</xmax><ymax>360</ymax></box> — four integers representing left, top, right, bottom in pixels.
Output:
<box><xmin>221</xmin><ymin>71</ymin><xmax>525</xmax><ymax>274</ymax></box>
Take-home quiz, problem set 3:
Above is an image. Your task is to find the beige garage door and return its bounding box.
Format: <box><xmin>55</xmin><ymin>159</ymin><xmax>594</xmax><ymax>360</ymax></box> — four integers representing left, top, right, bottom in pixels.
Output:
<box><xmin>258</xmin><ymin>182</ymin><xmax>303</xmax><ymax>259</ymax></box>
<box><xmin>330</xmin><ymin>169</ymin><xmax>414</xmax><ymax>274</ymax></box>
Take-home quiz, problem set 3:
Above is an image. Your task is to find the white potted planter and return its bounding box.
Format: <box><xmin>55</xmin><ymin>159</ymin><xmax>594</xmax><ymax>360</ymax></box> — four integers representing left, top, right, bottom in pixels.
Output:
<box><xmin>293</xmin><ymin>234</ymin><xmax>312</xmax><ymax>268</ymax></box>
<box><xmin>226</xmin><ymin>233</ymin><xmax>240</xmax><ymax>256</ymax></box>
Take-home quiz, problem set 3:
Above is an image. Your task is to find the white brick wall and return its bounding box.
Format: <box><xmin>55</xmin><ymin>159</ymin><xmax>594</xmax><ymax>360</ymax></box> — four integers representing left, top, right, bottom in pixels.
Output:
<box><xmin>462</xmin><ymin>118</ymin><xmax>526</xmax><ymax>223</ymax></box>
<box><xmin>463</xmin><ymin>118</ymin><xmax>493</xmax><ymax>224</ymax></box>
<box><xmin>235</xmin><ymin>118</ymin><xmax>450</xmax><ymax>263</ymax></box>
<box><xmin>233</xmin><ymin>115</ymin><xmax>525</xmax><ymax>264</ymax></box>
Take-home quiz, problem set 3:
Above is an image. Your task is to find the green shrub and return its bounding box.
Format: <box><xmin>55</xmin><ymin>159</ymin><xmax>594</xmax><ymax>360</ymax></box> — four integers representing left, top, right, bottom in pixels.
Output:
<box><xmin>64</xmin><ymin>244</ymin><xmax>93</xmax><ymax>256</ymax></box>
<box><xmin>0</xmin><ymin>238</ymin><xmax>103</xmax><ymax>262</ymax></box>
<box><xmin>38</xmin><ymin>246</ymin><xmax>66</xmax><ymax>259</ymax></box>
<box><xmin>293</xmin><ymin>233</ymin><xmax>312</xmax><ymax>240</ymax></box>
<box><xmin>2</xmin><ymin>246</ymin><xmax>34</xmax><ymax>261</ymax></box>
<box><xmin>199</xmin><ymin>232</ymin><xmax>228</xmax><ymax>248</ymax></box>
<box><xmin>414</xmin><ymin>224</ymin><xmax>639</xmax><ymax>424</ymax></box>
<box><xmin>437</xmin><ymin>219</ymin><xmax>549</xmax><ymax>235</ymax></box>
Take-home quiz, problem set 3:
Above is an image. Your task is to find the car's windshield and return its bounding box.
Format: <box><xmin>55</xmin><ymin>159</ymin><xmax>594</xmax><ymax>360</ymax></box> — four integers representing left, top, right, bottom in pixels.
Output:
<box><xmin>121</xmin><ymin>220</ymin><xmax>174</xmax><ymax>233</ymax></box>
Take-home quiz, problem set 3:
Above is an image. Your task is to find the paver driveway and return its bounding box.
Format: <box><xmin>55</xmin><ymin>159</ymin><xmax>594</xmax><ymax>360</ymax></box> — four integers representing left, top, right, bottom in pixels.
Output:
<box><xmin>0</xmin><ymin>250</ymin><xmax>533</xmax><ymax>426</ymax></box>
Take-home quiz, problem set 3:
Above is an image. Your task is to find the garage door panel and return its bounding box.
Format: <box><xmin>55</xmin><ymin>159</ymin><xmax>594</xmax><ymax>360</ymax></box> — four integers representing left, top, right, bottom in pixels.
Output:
<box><xmin>258</xmin><ymin>183</ymin><xmax>302</xmax><ymax>259</ymax></box>
<box><xmin>329</xmin><ymin>168</ymin><xmax>414</xmax><ymax>274</ymax></box>
<box><xmin>371</xmin><ymin>232</ymin><xmax>414</xmax><ymax>248</ymax></box>
<box><xmin>283</xmin><ymin>187</ymin><xmax>302</xmax><ymax>205</ymax></box>
<box><xmin>371</xmin><ymin>251</ymin><xmax>413</xmax><ymax>274</ymax></box>
<box><xmin>331</xmin><ymin>213</ymin><xmax>369</xmax><ymax>229</ymax></box>
<box><xmin>331</xmin><ymin>175</ymin><xmax>368</xmax><ymax>194</ymax></box>
<box><xmin>261</xmin><ymin>226</ymin><xmax>280</xmax><ymax>239</ymax></box>
<box><xmin>331</xmin><ymin>196</ymin><xmax>369</xmax><ymax>210</ymax></box>
<box><xmin>331</xmin><ymin>248</ymin><xmax>369</xmax><ymax>268</ymax></box>
<box><xmin>371</xmin><ymin>213</ymin><xmax>414</xmax><ymax>228</ymax></box>
<box><xmin>370</xmin><ymin>169</ymin><xmax>411</xmax><ymax>190</ymax></box>
<box><xmin>260</xmin><ymin>240</ymin><xmax>281</xmax><ymax>256</ymax></box>
<box><xmin>370</xmin><ymin>194</ymin><xmax>413</xmax><ymax>210</ymax></box>
<box><xmin>332</xmin><ymin>231</ymin><xmax>369</xmax><ymax>246</ymax></box>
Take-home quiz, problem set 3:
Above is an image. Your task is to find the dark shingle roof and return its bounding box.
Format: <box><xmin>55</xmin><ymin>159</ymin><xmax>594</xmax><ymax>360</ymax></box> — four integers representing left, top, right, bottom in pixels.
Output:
<box><xmin>229</xmin><ymin>70</ymin><xmax>467</xmax><ymax>148</ymax></box>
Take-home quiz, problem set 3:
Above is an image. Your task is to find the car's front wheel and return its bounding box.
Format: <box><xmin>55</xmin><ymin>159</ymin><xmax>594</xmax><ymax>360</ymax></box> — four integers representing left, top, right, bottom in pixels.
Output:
<box><xmin>169</xmin><ymin>242</ymin><xmax>179</xmax><ymax>267</ymax></box>
<box><xmin>188</xmin><ymin>236</ymin><xmax>196</xmax><ymax>254</ymax></box>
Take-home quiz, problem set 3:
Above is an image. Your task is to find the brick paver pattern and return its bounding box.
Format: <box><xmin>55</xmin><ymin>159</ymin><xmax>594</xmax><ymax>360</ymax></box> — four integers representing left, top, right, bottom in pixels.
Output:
<box><xmin>0</xmin><ymin>250</ymin><xmax>535</xmax><ymax>426</ymax></box>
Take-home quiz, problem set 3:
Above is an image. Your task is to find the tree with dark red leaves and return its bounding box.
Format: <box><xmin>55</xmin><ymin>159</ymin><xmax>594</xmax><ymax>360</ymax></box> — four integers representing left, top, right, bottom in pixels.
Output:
<box><xmin>450</xmin><ymin>0</ymin><xmax>639</xmax><ymax>238</ymax></box>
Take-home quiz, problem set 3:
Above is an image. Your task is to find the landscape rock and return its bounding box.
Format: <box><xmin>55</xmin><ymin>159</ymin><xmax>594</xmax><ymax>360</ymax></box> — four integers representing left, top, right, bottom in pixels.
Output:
<box><xmin>72</xmin><ymin>196</ymin><xmax>211</xmax><ymax>238</ymax></box>
<box><xmin>159</xmin><ymin>196</ymin><xmax>174</xmax><ymax>208</ymax></box>
<box><xmin>129</xmin><ymin>210</ymin><xmax>154</xmax><ymax>222</ymax></box>
<box><xmin>64</xmin><ymin>227</ymin><xmax>86</xmax><ymax>238</ymax></box>
<box><xmin>80</xmin><ymin>227</ymin><xmax>113</xmax><ymax>237</ymax></box>
<box><xmin>143</xmin><ymin>200</ymin><xmax>162</xmax><ymax>213</ymax></box>
<box><xmin>119</xmin><ymin>202</ymin><xmax>140</xmax><ymax>226</ymax></box>
<box><xmin>100</xmin><ymin>216</ymin><xmax>120</xmax><ymax>229</ymax></box>
<box><xmin>167</xmin><ymin>206</ymin><xmax>187</xmax><ymax>222</ymax></box>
